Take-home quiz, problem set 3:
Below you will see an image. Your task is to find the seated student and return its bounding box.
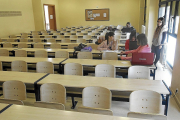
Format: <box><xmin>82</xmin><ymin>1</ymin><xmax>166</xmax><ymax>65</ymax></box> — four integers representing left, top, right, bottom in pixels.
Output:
<box><xmin>121</xmin><ymin>22</ymin><xmax>136</xmax><ymax>32</ymax></box>
<box><xmin>125</xmin><ymin>30</ymin><xmax>136</xmax><ymax>50</ymax></box>
<box><xmin>120</xmin><ymin>33</ymin><xmax>151</xmax><ymax>60</ymax></box>
<box><xmin>97</xmin><ymin>32</ymin><xmax>118</xmax><ymax>50</ymax></box>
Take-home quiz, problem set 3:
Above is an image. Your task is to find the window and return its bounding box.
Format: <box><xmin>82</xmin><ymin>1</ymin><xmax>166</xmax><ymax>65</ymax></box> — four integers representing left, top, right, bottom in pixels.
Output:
<box><xmin>159</xmin><ymin>4</ymin><xmax>166</xmax><ymax>18</ymax></box>
<box><xmin>166</xmin><ymin>35</ymin><xmax>177</xmax><ymax>67</ymax></box>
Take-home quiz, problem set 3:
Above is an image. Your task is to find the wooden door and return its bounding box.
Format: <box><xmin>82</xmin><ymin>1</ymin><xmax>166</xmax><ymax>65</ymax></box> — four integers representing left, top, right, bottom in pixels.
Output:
<box><xmin>44</xmin><ymin>5</ymin><xmax>57</xmax><ymax>31</ymax></box>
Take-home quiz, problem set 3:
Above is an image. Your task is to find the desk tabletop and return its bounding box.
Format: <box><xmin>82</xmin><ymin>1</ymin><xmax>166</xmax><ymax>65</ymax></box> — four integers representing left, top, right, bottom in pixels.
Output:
<box><xmin>0</xmin><ymin>104</ymin><xmax>148</xmax><ymax>120</ymax></box>
<box><xmin>61</xmin><ymin>59</ymin><xmax>131</xmax><ymax>68</ymax></box>
<box><xmin>1</xmin><ymin>42</ymin><xmax>35</xmax><ymax>45</ymax></box>
<box><xmin>20</xmin><ymin>48</ymin><xmax>102</xmax><ymax>54</ymax></box>
<box><xmin>0</xmin><ymin>48</ymin><xmax>18</xmax><ymax>51</ymax></box>
<box><xmin>38</xmin><ymin>74</ymin><xmax>169</xmax><ymax>95</ymax></box>
<box><xmin>0</xmin><ymin>56</ymin><xmax>66</xmax><ymax>64</ymax></box>
<box><xmin>0</xmin><ymin>103</ymin><xmax>9</xmax><ymax>111</ymax></box>
<box><xmin>0</xmin><ymin>71</ymin><xmax>47</xmax><ymax>84</ymax></box>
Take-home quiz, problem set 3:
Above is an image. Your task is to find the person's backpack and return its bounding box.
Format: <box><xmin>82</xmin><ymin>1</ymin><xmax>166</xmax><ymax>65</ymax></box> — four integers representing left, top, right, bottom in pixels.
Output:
<box><xmin>81</xmin><ymin>46</ymin><xmax>92</xmax><ymax>52</ymax></box>
<box><xmin>74</xmin><ymin>43</ymin><xmax>87</xmax><ymax>51</ymax></box>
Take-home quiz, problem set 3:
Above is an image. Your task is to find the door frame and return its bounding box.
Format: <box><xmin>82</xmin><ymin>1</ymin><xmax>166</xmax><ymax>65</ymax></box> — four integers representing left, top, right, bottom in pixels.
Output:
<box><xmin>43</xmin><ymin>4</ymin><xmax>57</xmax><ymax>30</ymax></box>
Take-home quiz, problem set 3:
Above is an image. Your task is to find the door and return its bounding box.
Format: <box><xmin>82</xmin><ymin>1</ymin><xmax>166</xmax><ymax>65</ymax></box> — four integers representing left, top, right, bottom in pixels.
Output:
<box><xmin>44</xmin><ymin>4</ymin><xmax>57</xmax><ymax>31</ymax></box>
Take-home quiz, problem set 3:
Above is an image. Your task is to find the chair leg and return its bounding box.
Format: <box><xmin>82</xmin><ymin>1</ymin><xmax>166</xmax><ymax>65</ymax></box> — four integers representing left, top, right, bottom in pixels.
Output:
<box><xmin>71</xmin><ymin>96</ymin><xmax>78</xmax><ymax>109</ymax></box>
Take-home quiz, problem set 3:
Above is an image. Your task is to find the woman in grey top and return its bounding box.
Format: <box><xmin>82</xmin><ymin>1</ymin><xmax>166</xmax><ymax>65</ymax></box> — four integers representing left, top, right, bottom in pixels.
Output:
<box><xmin>152</xmin><ymin>17</ymin><xmax>168</xmax><ymax>67</ymax></box>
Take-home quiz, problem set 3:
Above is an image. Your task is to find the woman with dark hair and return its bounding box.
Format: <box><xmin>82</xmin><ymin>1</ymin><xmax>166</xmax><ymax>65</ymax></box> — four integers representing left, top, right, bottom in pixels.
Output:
<box><xmin>152</xmin><ymin>17</ymin><xmax>168</xmax><ymax>66</ymax></box>
<box><xmin>97</xmin><ymin>32</ymin><xmax>118</xmax><ymax>50</ymax></box>
<box><xmin>125</xmin><ymin>30</ymin><xmax>136</xmax><ymax>50</ymax></box>
<box><xmin>120</xmin><ymin>33</ymin><xmax>151</xmax><ymax>60</ymax></box>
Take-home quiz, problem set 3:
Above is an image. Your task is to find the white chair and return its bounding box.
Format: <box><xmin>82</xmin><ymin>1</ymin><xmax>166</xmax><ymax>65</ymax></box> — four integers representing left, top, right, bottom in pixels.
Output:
<box><xmin>95</xmin><ymin>64</ymin><xmax>115</xmax><ymax>78</ymax></box>
<box><xmin>15</xmin><ymin>50</ymin><xmax>27</xmax><ymax>57</ymax></box>
<box><xmin>20</xmin><ymin>38</ymin><xmax>28</xmax><ymax>42</ymax></box>
<box><xmin>77</xmin><ymin>39</ymin><xmax>86</xmax><ymax>43</ymax></box>
<box><xmin>50</xmin><ymin>44</ymin><xmax>61</xmax><ymax>49</ymax></box>
<box><xmin>127</xmin><ymin>112</ymin><xmax>167</xmax><ymax>120</ymax></box>
<box><xmin>82</xmin><ymin>86</ymin><xmax>111</xmax><ymax>109</ymax></box>
<box><xmin>130</xmin><ymin>90</ymin><xmax>162</xmax><ymax>114</ymax></box>
<box><xmin>77</xmin><ymin>52</ymin><xmax>92</xmax><ymax>59</ymax></box>
<box><xmin>128</xmin><ymin>66</ymin><xmax>150</xmax><ymax>79</ymax></box>
<box><xmin>0</xmin><ymin>49</ymin><xmax>9</xmax><ymax>56</ymax></box>
<box><xmin>11</xmin><ymin>60</ymin><xmax>27</xmax><ymax>72</ymax></box>
<box><xmin>64</xmin><ymin>63</ymin><xmax>83</xmax><ymax>76</ymax></box>
<box><xmin>46</xmin><ymin>38</ymin><xmax>56</xmax><ymax>43</ymax></box>
<box><xmin>102</xmin><ymin>52</ymin><xmax>118</xmax><ymax>60</ymax></box>
<box><xmin>35</xmin><ymin>50</ymin><xmax>47</xmax><ymax>58</ymax></box>
<box><xmin>34</xmin><ymin>43</ymin><xmax>44</xmax><ymax>48</ymax></box>
<box><xmin>33</xmin><ymin>38</ymin><xmax>42</xmax><ymax>43</ymax></box>
<box><xmin>36</xmin><ymin>61</ymin><xmax>54</xmax><ymax>74</ymax></box>
<box><xmin>55</xmin><ymin>51</ymin><xmax>69</xmax><ymax>58</ymax></box>
<box><xmin>18</xmin><ymin>43</ymin><xmax>28</xmax><ymax>48</ymax></box>
<box><xmin>3</xmin><ymin>43</ymin><xmax>12</xmax><ymax>48</ymax></box>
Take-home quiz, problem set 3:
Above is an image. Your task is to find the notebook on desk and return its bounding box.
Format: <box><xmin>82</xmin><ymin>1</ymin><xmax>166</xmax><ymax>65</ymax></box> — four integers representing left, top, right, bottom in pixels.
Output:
<box><xmin>129</xmin><ymin>41</ymin><xmax>139</xmax><ymax>50</ymax></box>
<box><xmin>131</xmin><ymin>53</ymin><xmax>154</xmax><ymax>65</ymax></box>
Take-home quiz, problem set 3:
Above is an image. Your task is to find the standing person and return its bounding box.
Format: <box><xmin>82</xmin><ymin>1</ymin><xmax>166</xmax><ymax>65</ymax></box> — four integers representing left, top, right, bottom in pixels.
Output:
<box><xmin>152</xmin><ymin>17</ymin><xmax>168</xmax><ymax>67</ymax></box>
<box><xmin>97</xmin><ymin>32</ymin><xmax>118</xmax><ymax>50</ymax></box>
<box><xmin>125</xmin><ymin>30</ymin><xmax>137</xmax><ymax>50</ymax></box>
<box><xmin>120</xmin><ymin>34</ymin><xmax>151</xmax><ymax>60</ymax></box>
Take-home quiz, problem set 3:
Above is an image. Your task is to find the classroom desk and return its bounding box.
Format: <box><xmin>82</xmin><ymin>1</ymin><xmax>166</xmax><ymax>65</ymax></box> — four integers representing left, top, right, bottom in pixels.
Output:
<box><xmin>37</xmin><ymin>74</ymin><xmax>170</xmax><ymax>115</ymax></box>
<box><xmin>0</xmin><ymin>103</ymin><xmax>9</xmax><ymax>113</ymax></box>
<box><xmin>61</xmin><ymin>58</ymin><xmax>131</xmax><ymax>68</ymax></box>
<box><xmin>0</xmin><ymin>104</ymin><xmax>148</xmax><ymax>120</ymax></box>
<box><xmin>0</xmin><ymin>56</ymin><xmax>66</xmax><ymax>64</ymax></box>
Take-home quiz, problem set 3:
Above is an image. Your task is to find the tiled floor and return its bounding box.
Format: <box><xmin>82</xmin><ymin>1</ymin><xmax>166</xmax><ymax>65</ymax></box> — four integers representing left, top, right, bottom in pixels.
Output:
<box><xmin>1</xmin><ymin>62</ymin><xmax>180</xmax><ymax>119</ymax></box>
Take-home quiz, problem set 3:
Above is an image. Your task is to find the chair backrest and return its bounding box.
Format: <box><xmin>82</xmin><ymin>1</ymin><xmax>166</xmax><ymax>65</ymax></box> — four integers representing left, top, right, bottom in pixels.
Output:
<box><xmin>55</xmin><ymin>51</ymin><xmax>69</xmax><ymax>58</ymax></box>
<box><xmin>64</xmin><ymin>63</ymin><xmax>83</xmax><ymax>76</ymax></box>
<box><xmin>88</xmin><ymin>44</ymin><xmax>98</xmax><ymax>49</ymax></box>
<box><xmin>0</xmin><ymin>61</ymin><xmax>2</xmax><ymax>71</ymax></box>
<box><xmin>18</xmin><ymin>43</ymin><xmax>28</xmax><ymax>48</ymax></box>
<box><xmin>7</xmin><ymin>39</ymin><xmax>15</xmax><ymax>42</ymax></box>
<box><xmin>34</xmin><ymin>101</ymin><xmax>65</xmax><ymax>110</ymax></box>
<box><xmin>95</xmin><ymin>64</ymin><xmax>115</xmax><ymax>78</ymax></box>
<box><xmin>61</xmin><ymin>39</ymin><xmax>71</xmax><ymax>43</ymax></box>
<box><xmin>53</xmin><ymin>33</ymin><xmax>60</xmax><ymax>35</ymax></box>
<box><xmin>130</xmin><ymin>90</ymin><xmax>162</xmax><ymax>114</ymax></box>
<box><xmin>70</xmin><ymin>35</ymin><xmax>78</xmax><ymax>39</ymax></box>
<box><xmin>42</xmin><ymin>33</ymin><xmax>49</xmax><ymax>35</ymax></box>
<box><xmin>15</xmin><ymin>50</ymin><xmax>27</xmax><ymax>57</ymax></box>
<box><xmin>0</xmin><ymin>49</ymin><xmax>9</xmax><ymax>56</ymax></box>
<box><xmin>3</xmin><ymin>80</ymin><xmax>26</xmax><ymax>100</ymax></box>
<box><xmin>34</xmin><ymin>43</ymin><xmax>44</xmax><ymax>48</ymax></box>
<box><xmin>36</xmin><ymin>61</ymin><xmax>54</xmax><ymax>74</ymax></box>
<box><xmin>35</xmin><ymin>50</ymin><xmax>47</xmax><ymax>58</ymax></box>
<box><xmin>64</xmin><ymin>33</ymin><xmax>71</xmax><ymax>35</ymax></box>
<box><xmin>77</xmin><ymin>39</ymin><xmax>86</xmax><ymax>43</ymax></box>
<box><xmin>40</xmin><ymin>83</ymin><xmax>66</xmax><ymax>104</ymax></box>
<box><xmin>32</xmin><ymin>35</ymin><xmax>40</xmax><ymax>38</ymax></box>
<box><xmin>77</xmin><ymin>52</ymin><xmax>92</xmax><ymax>59</ymax></box>
<box><xmin>20</xmin><ymin>38</ymin><xmax>28</xmax><ymax>42</ymax></box>
<box><xmin>33</xmin><ymin>38</ymin><xmax>42</xmax><ymax>43</ymax></box>
<box><xmin>47</xmin><ymin>38</ymin><xmax>56</xmax><ymax>43</ymax></box>
<box><xmin>0</xmin><ymin>98</ymin><xmax>24</xmax><ymax>105</ymax></box>
<box><xmin>21</xmin><ymin>33</ymin><xmax>28</xmax><ymax>36</ymax></box>
<box><xmin>82</xmin><ymin>86</ymin><xmax>111</xmax><ymax>109</ymax></box>
<box><xmin>76</xmin><ymin>33</ymin><xmax>83</xmax><ymax>36</ymax></box>
<box><xmin>50</xmin><ymin>44</ymin><xmax>61</xmax><ymax>49</ymax></box>
<box><xmin>56</xmin><ymin>35</ymin><xmax>64</xmax><ymax>38</ymax></box>
<box><xmin>45</xmin><ymin>36</ymin><xmax>52</xmax><ymax>38</ymax></box>
<box><xmin>128</xmin><ymin>66</ymin><xmax>150</xmax><ymax>80</ymax></box>
<box><xmin>32</xmin><ymin>31</ymin><xmax>39</xmax><ymax>34</ymax></box>
<box><xmin>21</xmin><ymin>35</ymin><xmax>29</xmax><ymax>38</ymax></box>
<box><xmin>9</xmin><ymin>35</ymin><xmax>17</xmax><ymax>38</ymax></box>
<box><xmin>3</xmin><ymin>42</ymin><xmax>12</xmax><ymax>48</ymax></box>
<box><xmin>78</xmin><ymin>106</ymin><xmax>113</xmax><ymax>115</ymax></box>
<box><xmin>127</xmin><ymin>112</ymin><xmax>167</xmax><ymax>120</ymax></box>
<box><xmin>102</xmin><ymin>52</ymin><xmax>118</xmax><ymax>60</ymax></box>
<box><xmin>11</xmin><ymin>60</ymin><xmax>27</xmax><ymax>72</ymax></box>
<box><xmin>83</xmin><ymin>35</ymin><xmax>91</xmax><ymax>39</ymax></box>
<box><xmin>68</xmin><ymin>44</ymin><xmax>77</xmax><ymax>49</ymax></box>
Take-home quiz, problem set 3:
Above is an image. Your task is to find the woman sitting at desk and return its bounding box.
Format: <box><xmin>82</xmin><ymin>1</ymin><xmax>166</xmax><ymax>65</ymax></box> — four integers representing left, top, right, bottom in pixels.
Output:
<box><xmin>120</xmin><ymin>33</ymin><xmax>151</xmax><ymax>60</ymax></box>
<box><xmin>125</xmin><ymin>30</ymin><xmax>136</xmax><ymax>50</ymax></box>
<box><xmin>97</xmin><ymin>32</ymin><xmax>118</xmax><ymax>51</ymax></box>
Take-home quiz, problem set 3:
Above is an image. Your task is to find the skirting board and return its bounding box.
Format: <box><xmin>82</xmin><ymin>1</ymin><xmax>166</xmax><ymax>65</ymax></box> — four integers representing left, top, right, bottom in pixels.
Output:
<box><xmin>171</xmin><ymin>89</ymin><xmax>180</xmax><ymax>109</ymax></box>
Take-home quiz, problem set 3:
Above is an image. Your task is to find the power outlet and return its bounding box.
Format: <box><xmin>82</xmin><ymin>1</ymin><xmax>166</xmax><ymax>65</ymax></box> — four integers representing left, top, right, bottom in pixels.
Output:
<box><xmin>176</xmin><ymin>88</ymin><xmax>178</xmax><ymax>93</ymax></box>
